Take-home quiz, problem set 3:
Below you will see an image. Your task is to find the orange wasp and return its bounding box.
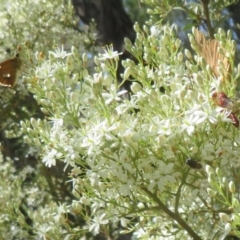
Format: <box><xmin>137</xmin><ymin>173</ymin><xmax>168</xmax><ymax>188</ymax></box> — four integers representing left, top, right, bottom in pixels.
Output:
<box><xmin>212</xmin><ymin>92</ymin><xmax>239</xmax><ymax>128</ymax></box>
<box><xmin>194</xmin><ymin>29</ymin><xmax>238</xmax><ymax>127</ymax></box>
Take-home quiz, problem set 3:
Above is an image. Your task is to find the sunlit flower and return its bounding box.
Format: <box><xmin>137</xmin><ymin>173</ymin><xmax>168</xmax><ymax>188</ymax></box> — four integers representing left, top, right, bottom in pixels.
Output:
<box><xmin>49</xmin><ymin>45</ymin><xmax>72</xmax><ymax>59</ymax></box>
<box><xmin>89</xmin><ymin>213</ymin><xmax>109</xmax><ymax>235</ymax></box>
<box><xmin>42</xmin><ymin>149</ymin><xmax>57</xmax><ymax>167</ymax></box>
<box><xmin>98</xmin><ymin>45</ymin><xmax>122</xmax><ymax>60</ymax></box>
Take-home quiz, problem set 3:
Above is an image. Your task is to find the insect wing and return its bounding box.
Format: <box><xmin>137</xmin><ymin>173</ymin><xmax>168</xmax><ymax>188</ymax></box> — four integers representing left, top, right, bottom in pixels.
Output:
<box><xmin>0</xmin><ymin>54</ymin><xmax>21</xmax><ymax>88</ymax></box>
<box><xmin>194</xmin><ymin>29</ymin><xmax>232</xmax><ymax>81</ymax></box>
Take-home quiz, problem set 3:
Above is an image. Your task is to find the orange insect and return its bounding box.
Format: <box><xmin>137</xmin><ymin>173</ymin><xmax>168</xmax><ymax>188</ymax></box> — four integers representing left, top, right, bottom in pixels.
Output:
<box><xmin>0</xmin><ymin>54</ymin><xmax>22</xmax><ymax>88</ymax></box>
<box><xmin>212</xmin><ymin>91</ymin><xmax>239</xmax><ymax>128</ymax></box>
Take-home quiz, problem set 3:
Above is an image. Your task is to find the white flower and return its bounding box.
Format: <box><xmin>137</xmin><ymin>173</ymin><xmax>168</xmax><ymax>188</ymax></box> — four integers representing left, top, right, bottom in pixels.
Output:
<box><xmin>185</xmin><ymin>103</ymin><xmax>223</xmax><ymax>126</ymax></box>
<box><xmin>120</xmin><ymin>217</ymin><xmax>130</xmax><ymax>227</ymax></box>
<box><xmin>150</xmin><ymin>25</ymin><xmax>160</xmax><ymax>36</ymax></box>
<box><xmin>35</xmin><ymin>225</ymin><xmax>52</xmax><ymax>239</ymax></box>
<box><xmin>103</xmin><ymin>89</ymin><xmax>127</xmax><ymax>105</ymax></box>
<box><xmin>42</xmin><ymin>149</ymin><xmax>57</xmax><ymax>167</ymax></box>
<box><xmin>49</xmin><ymin>45</ymin><xmax>72</xmax><ymax>59</ymax></box>
<box><xmin>89</xmin><ymin>213</ymin><xmax>109</xmax><ymax>235</ymax></box>
<box><xmin>81</xmin><ymin>128</ymin><xmax>103</xmax><ymax>156</ymax></box>
<box><xmin>98</xmin><ymin>45</ymin><xmax>122</xmax><ymax>60</ymax></box>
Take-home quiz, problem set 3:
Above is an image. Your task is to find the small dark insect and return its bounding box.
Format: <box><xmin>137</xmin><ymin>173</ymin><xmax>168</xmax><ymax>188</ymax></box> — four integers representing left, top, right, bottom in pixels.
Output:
<box><xmin>186</xmin><ymin>158</ymin><xmax>202</xmax><ymax>169</ymax></box>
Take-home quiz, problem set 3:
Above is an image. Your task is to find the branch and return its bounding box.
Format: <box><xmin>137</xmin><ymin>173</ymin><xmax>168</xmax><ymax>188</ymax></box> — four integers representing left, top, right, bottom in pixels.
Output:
<box><xmin>200</xmin><ymin>0</ymin><xmax>214</xmax><ymax>38</ymax></box>
<box><xmin>141</xmin><ymin>187</ymin><xmax>202</xmax><ymax>240</ymax></box>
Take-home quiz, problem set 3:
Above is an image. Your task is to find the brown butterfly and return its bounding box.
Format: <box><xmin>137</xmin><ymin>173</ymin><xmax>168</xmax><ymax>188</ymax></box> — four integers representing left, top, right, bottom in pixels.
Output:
<box><xmin>194</xmin><ymin>29</ymin><xmax>232</xmax><ymax>81</ymax></box>
<box><xmin>0</xmin><ymin>53</ymin><xmax>22</xmax><ymax>88</ymax></box>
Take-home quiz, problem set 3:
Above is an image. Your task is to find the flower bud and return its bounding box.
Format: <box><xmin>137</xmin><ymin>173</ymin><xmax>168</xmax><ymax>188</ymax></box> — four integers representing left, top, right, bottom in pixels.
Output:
<box><xmin>131</xmin><ymin>82</ymin><xmax>142</xmax><ymax>93</ymax></box>
<box><xmin>185</xmin><ymin>49</ymin><xmax>192</xmax><ymax>59</ymax></box>
<box><xmin>177</xmin><ymin>52</ymin><xmax>183</xmax><ymax>62</ymax></box>
<box><xmin>124</xmin><ymin>67</ymin><xmax>132</xmax><ymax>80</ymax></box>
<box><xmin>207</xmin><ymin>175</ymin><xmax>215</xmax><ymax>186</ymax></box>
<box><xmin>134</xmin><ymin>22</ymin><xmax>140</xmax><ymax>32</ymax></box>
<box><xmin>143</xmin><ymin>25</ymin><xmax>149</xmax><ymax>34</ymax></box>
<box><xmin>219</xmin><ymin>213</ymin><xmax>231</xmax><ymax>222</ymax></box>
<box><xmin>207</xmin><ymin>188</ymin><xmax>216</xmax><ymax>197</ymax></box>
<box><xmin>205</xmin><ymin>165</ymin><xmax>214</xmax><ymax>175</ymax></box>
<box><xmin>20</xmin><ymin>121</ymin><xmax>26</xmax><ymax>128</ymax></box>
<box><xmin>224</xmin><ymin>223</ymin><xmax>231</xmax><ymax>235</ymax></box>
<box><xmin>229</xmin><ymin>181</ymin><xmax>235</xmax><ymax>193</ymax></box>
<box><xmin>82</xmin><ymin>53</ymin><xmax>87</xmax><ymax>62</ymax></box>
<box><xmin>175</xmin><ymin>39</ymin><xmax>181</xmax><ymax>49</ymax></box>
<box><xmin>124</xmin><ymin>38</ymin><xmax>133</xmax><ymax>49</ymax></box>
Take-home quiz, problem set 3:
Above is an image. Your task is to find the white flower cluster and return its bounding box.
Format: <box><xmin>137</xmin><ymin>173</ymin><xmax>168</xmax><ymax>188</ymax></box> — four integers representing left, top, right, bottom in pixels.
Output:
<box><xmin>19</xmin><ymin>24</ymin><xmax>240</xmax><ymax>238</ymax></box>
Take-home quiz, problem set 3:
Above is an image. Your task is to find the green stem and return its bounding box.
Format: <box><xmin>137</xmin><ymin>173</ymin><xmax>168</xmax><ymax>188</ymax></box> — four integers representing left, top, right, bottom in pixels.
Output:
<box><xmin>141</xmin><ymin>187</ymin><xmax>202</xmax><ymax>240</ymax></box>
<box><xmin>201</xmin><ymin>0</ymin><xmax>214</xmax><ymax>38</ymax></box>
